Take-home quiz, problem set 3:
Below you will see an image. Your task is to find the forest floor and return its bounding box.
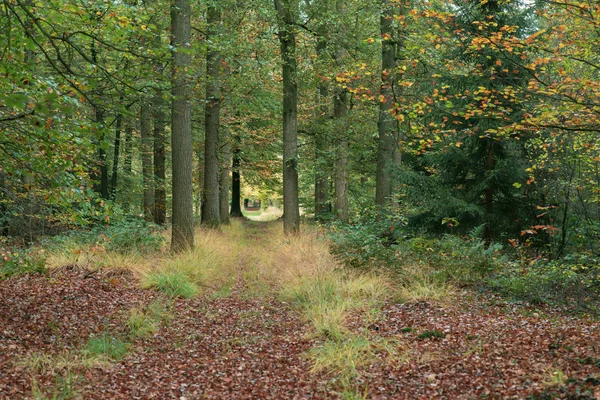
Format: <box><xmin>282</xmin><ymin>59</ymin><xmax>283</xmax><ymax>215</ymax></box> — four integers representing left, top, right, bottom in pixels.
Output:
<box><xmin>1</xmin><ymin>220</ymin><xmax>600</xmax><ymax>399</ymax></box>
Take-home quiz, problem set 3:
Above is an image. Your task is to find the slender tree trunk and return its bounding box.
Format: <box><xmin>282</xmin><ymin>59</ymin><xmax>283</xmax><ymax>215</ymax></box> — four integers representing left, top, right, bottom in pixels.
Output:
<box><xmin>274</xmin><ymin>0</ymin><xmax>300</xmax><ymax>234</ymax></box>
<box><xmin>314</xmin><ymin>37</ymin><xmax>329</xmax><ymax>220</ymax></box>
<box><xmin>110</xmin><ymin>105</ymin><xmax>123</xmax><ymax>199</ymax></box>
<box><xmin>170</xmin><ymin>0</ymin><xmax>194</xmax><ymax>252</ymax></box>
<box><xmin>122</xmin><ymin>114</ymin><xmax>133</xmax><ymax>212</ymax></box>
<box><xmin>0</xmin><ymin>171</ymin><xmax>8</xmax><ymax>236</ymax></box>
<box><xmin>153</xmin><ymin>21</ymin><xmax>167</xmax><ymax>226</ymax></box>
<box><xmin>153</xmin><ymin>89</ymin><xmax>167</xmax><ymax>226</ymax></box>
<box><xmin>141</xmin><ymin>102</ymin><xmax>154</xmax><ymax>222</ymax></box>
<box><xmin>483</xmin><ymin>140</ymin><xmax>494</xmax><ymax>246</ymax></box>
<box><xmin>230</xmin><ymin>144</ymin><xmax>243</xmax><ymax>217</ymax></box>
<box><xmin>220</xmin><ymin>129</ymin><xmax>231</xmax><ymax>224</ymax></box>
<box><xmin>375</xmin><ymin>0</ymin><xmax>397</xmax><ymax>207</ymax></box>
<box><xmin>202</xmin><ymin>3</ymin><xmax>222</xmax><ymax>227</ymax></box>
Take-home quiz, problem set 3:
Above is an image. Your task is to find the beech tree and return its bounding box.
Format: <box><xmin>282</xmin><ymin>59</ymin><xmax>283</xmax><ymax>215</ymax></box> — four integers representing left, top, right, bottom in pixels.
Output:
<box><xmin>170</xmin><ymin>0</ymin><xmax>194</xmax><ymax>252</ymax></box>
<box><xmin>274</xmin><ymin>0</ymin><xmax>301</xmax><ymax>234</ymax></box>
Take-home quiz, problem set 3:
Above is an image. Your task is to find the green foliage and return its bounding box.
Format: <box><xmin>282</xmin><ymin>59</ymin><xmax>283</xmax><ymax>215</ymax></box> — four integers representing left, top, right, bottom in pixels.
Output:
<box><xmin>85</xmin><ymin>333</ymin><xmax>129</xmax><ymax>361</ymax></box>
<box><xmin>0</xmin><ymin>248</ymin><xmax>47</xmax><ymax>280</ymax></box>
<box><xmin>45</xmin><ymin>218</ymin><xmax>164</xmax><ymax>255</ymax></box>
<box><xmin>488</xmin><ymin>256</ymin><xmax>600</xmax><ymax>310</ymax></box>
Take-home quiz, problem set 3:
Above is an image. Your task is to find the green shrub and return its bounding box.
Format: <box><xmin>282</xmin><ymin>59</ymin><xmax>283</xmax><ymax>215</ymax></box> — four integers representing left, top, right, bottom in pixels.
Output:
<box><xmin>0</xmin><ymin>249</ymin><xmax>47</xmax><ymax>280</ymax></box>
<box><xmin>44</xmin><ymin>218</ymin><xmax>164</xmax><ymax>255</ymax></box>
<box><xmin>488</xmin><ymin>258</ymin><xmax>600</xmax><ymax>310</ymax></box>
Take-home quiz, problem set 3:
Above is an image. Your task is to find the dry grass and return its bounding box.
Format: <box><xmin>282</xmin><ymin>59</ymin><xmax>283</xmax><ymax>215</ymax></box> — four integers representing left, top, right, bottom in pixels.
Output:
<box><xmin>396</xmin><ymin>267</ymin><xmax>456</xmax><ymax>304</ymax></box>
<box><xmin>18</xmin><ymin>350</ymin><xmax>108</xmax><ymax>375</ymax></box>
<box><xmin>141</xmin><ymin>223</ymin><xmax>242</xmax><ymax>297</ymax></box>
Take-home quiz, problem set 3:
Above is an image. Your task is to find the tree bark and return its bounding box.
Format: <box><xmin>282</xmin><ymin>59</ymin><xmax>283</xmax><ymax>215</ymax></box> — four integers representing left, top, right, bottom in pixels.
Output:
<box><xmin>170</xmin><ymin>0</ymin><xmax>194</xmax><ymax>252</ymax></box>
<box><xmin>333</xmin><ymin>0</ymin><xmax>349</xmax><ymax>222</ymax></box>
<box><xmin>153</xmin><ymin>20</ymin><xmax>167</xmax><ymax>227</ymax></box>
<box><xmin>141</xmin><ymin>101</ymin><xmax>154</xmax><ymax>222</ymax></box>
<box><xmin>333</xmin><ymin>88</ymin><xmax>349</xmax><ymax>222</ymax></box>
<box><xmin>110</xmin><ymin>104</ymin><xmax>123</xmax><ymax>200</ymax></box>
<box><xmin>220</xmin><ymin>129</ymin><xmax>231</xmax><ymax>224</ymax></box>
<box><xmin>202</xmin><ymin>2</ymin><xmax>222</xmax><ymax>227</ymax></box>
<box><xmin>314</xmin><ymin>37</ymin><xmax>329</xmax><ymax>220</ymax></box>
<box><xmin>483</xmin><ymin>140</ymin><xmax>495</xmax><ymax>246</ymax></box>
<box><xmin>274</xmin><ymin>0</ymin><xmax>300</xmax><ymax>234</ymax></box>
<box><xmin>153</xmin><ymin>92</ymin><xmax>167</xmax><ymax>226</ymax></box>
<box><xmin>230</xmin><ymin>144</ymin><xmax>243</xmax><ymax>217</ymax></box>
<box><xmin>375</xmin><ymin>0</ymin><xmax>397</xmax><ymax>207</ymax></box>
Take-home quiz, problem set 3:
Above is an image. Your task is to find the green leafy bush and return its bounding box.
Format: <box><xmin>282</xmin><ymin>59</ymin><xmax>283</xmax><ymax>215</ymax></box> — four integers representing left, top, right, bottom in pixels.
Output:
<box><xmin>0</xmin><ymin>249</ymin><xmax>47</xmax><ymax>280</ymax></box>
<box><xmin>489</xmin><ymin>256</ymin><xmax>600</xmax><ymax>309</ymax></box>
<box><xmin>45</xmin><ymin>218</ymin><xmax>164</xmax><ymax>255</ymax></box>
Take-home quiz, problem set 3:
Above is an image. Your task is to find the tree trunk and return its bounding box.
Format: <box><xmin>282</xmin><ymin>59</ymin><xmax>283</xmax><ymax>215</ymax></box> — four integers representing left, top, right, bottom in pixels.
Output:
<box><xmin>153</xmin><ymin>21</ymin><xmax>167</xmax><ymax>227</ymax></box>
<box><xmin>375</xmin><ymin>0</ymin><xmax>397</xmax><ymax>207</ymax></box>
<box><xmin>110</xmin><ymin>105</ymin><xmax>123</xmax><ymax>199</ymax></box>
<box><xmin>333</xmin><ymin>88</ymin><xmax>349</xmax><ymax>222</ymax></box>
<box><xmin>170</xmin><ymin>0</ymin><xmax>194</xmax><ymax>252</ymax></box>
<box><xmin>153</xmin><ymin>90</ymin><xmax>167</xmax><ymax>226</ymax></box>
<box><xmin>220</xmin><ymin>129</ymin><xmax>231</xmax><ymax>224</ymax></box>
<box><xmin>230</xmin><ymin>144</ymin><xmax>243</xmax><ymax>217</ymax></box>
<box><xmin>202</xmin><ymin>3</ymin><xmax>222</xmax><ymax>227</ymax></box>
<box><xmin>314</xmin><ymin>37</ymin><xmax>329</xmax><ymax>220</ymax></box>
<box><xmin>333</xmin><ymin>0</ymin><xmax>349</xmax><ymax>222</ymax></box>
<box><xmin>274</xmin><ymin>0</ymin><xmax>300</xmax><ymax>234</ymax></box>
<box><xmin>141</xmin><ymin>101</ymin><xmax>154</xmax><ymax>222</ymax></box>
<box><xmin>483</xmin><ymin>140</ymin><xmax>495</xmax><ymax>246</ymax></box>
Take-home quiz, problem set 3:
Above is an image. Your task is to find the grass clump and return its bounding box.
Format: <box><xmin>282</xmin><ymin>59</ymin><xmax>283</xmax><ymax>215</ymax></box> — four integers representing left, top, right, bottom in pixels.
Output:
<box><xmin>31</xmin><ymin>373</ymin><xmax>78</xmax><ymax>400</ymax></box>
<box><xmin>85</xmin><ymin>333</ymin><xmax>129</xmax><ymax>361</ymax></box>
<box><xmin>143</xmin><ymin>270</ymin><xmax>198</xmax><ymax>298</ymax></box>
<box><xmin>417</xmin><ymin>330</ymin><xmax>446</xmax><ymax>340</ymax></box>
<box><xmin>397</xmin><ymin>271</ymin><xmax>456</xmax><ymax>304</ymax></box>
<box><xmin>126</xmin><ymin>298</ymin><xmax>173</xmax><ymax>339</ymax></box>
<box><xmin>142</xmin><ymin>224</ymin><xmax>240</xmax><ymax>298</ymax></box>
<box><xmin>19</xmin><ymin>350</ymin><xmax>107</xmax><ymax>375</ymax></box>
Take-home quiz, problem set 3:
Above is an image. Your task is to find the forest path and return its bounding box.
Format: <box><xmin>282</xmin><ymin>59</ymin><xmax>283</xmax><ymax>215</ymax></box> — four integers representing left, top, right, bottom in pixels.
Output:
<box><xmin>1</xmin><ymin>220</ymin><xmax>600</xmax><ymax>399</ymax></box>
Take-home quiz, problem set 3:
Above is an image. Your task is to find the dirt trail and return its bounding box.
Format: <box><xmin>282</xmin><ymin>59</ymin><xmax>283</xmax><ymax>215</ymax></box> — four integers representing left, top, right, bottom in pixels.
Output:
<box><xmin>1</xmin><ymin>221</ymin><xmax>600</xmax><ymax>399</ymax></box>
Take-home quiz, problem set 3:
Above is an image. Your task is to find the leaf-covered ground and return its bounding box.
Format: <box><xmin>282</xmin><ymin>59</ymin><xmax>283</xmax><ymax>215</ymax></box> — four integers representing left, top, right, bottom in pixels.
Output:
<box><xmin>1</xmin><ymin>224</ymin><xmax>600</xmax><ymax>399</ymax></box>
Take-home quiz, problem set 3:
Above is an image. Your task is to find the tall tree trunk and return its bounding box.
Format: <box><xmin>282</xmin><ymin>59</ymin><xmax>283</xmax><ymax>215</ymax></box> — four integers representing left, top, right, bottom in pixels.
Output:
<box><xmin>170</xmin><ymin>0</ymin><xmax>194</xmax><ymax>252</ymax></box>
<box><xmin>274</xmin><ymin>0</ymin><xmax>300</xmax><ymax>234</ymax></box>
<box><xmin>96</xmin><ymin>108</ymin><xmax>110</xmax><ymax>200</ymax></box>
<box><xmin>110</xmin><ymin>104</ymin><xmax>123</xmax><ymax>199</ymax></box>
<box><xmin>202</xmin><ymin>2</ymin><xmax>222</xmax><ymax>227</ymax></box>
<box><xmin>230</xmin><ymin>144</ymin><xmax>243</xmax><ymax>217</ymax></box>
<box><xmin>219</xmin><ymin>129</ymin><xmax>231</xmax><ymax>224</ymax></box>
<box><xmin>122</xmin><ymin>114</ymin><xmax>133</xmax><ymax>212</ymax></box>
<box><xmin>0</xmin><ymin>170</ymin><xmax>9</xmax><ymax>236</ymax></box>
<box><xmin>90</xmin><ymin>37</ymin><xmax>110</xmax><ymax>200</ymax></box>
<box><xmin>314</xmin><ymin>37</ymin><xmax>329</xmax><ymax>220</ymax></box>
<box><xmin>375</xmin><ymin>0</ymin><xmax>397</xmax><ymax>206</ymax></box>
<box><xmin>333</xmin><ymin>88</ymin><xmax>349</xmax><ymax>222</ymax></box>
<box><xmin>333</xmin><ymin>0</ymin><xmax>349</xmax><ymax>222</ymax></box>
<box><xmin>141</xmin><ymin>102</ymin><xmax>154</xmax><ymax>222</ymax></box>
<box><xmin>483</xmin><ymin>140</ymin><xmax>495</xmax><ymax>246</ymax></box>
<box><xmin>153</xmin><ymin>20</ymin><xmax>167</xmax><ymax>226</ymax></box>
<box><xmin>153</xmin><ymin>89</ymin><xmax>167</xmax><ymax>226</ymax></box>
